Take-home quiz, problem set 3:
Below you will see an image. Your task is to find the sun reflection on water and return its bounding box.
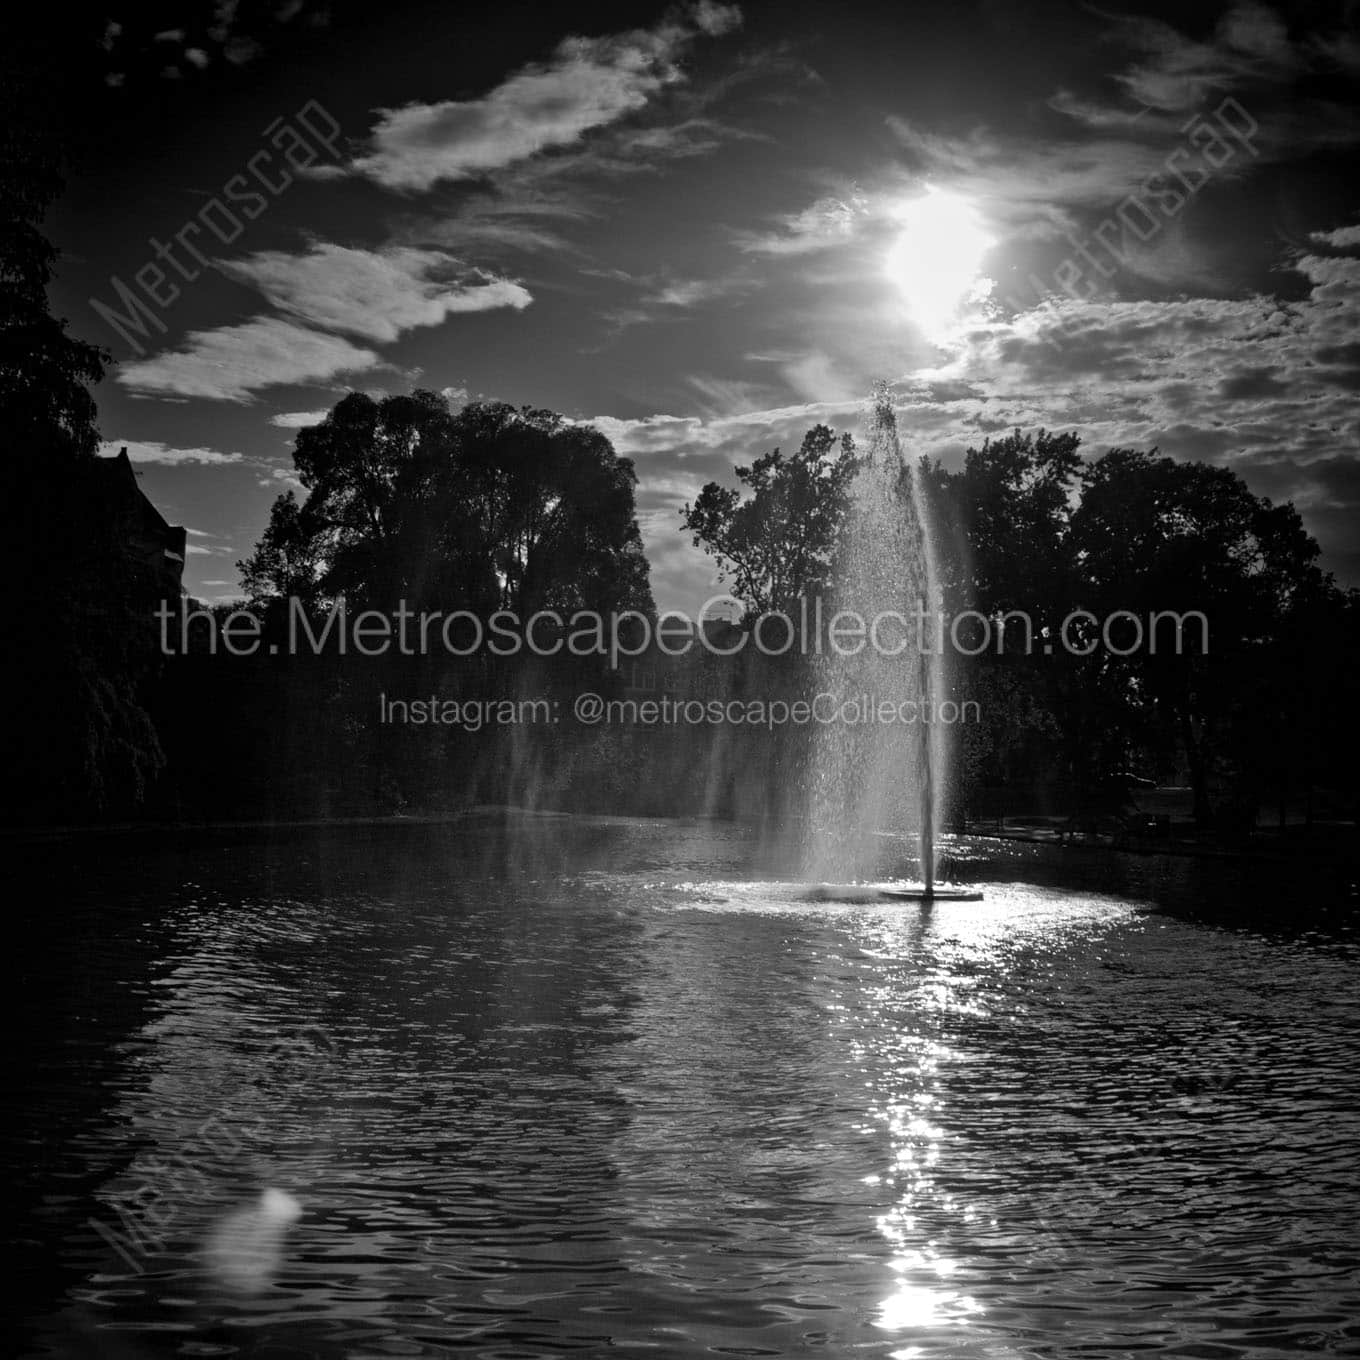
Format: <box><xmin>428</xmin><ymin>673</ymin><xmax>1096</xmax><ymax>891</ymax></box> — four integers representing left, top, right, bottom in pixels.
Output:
<box><xmin>852</xmin><ymin>885</ymin><xmax>1132</xmax><ymax>1348</ymax></box>
<box><xmin>863</xmin><ymin>982</ymin><xmax>980</xmax><ymax>1342</ymax></box>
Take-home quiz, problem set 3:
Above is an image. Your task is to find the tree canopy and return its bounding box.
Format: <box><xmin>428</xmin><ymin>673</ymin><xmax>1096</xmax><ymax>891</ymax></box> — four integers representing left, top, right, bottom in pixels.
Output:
<box><xmin>1071</xmin><ymin>448</ymin><xmax>1331</xmax><ymax>824</ymax></box>
<box><xmin>242</xmin><ymin>392</ymin><xmax>654</xmax><ymax>621</ymax></box>
<box><xmin>691</xmin><ymin>419</ymin><xmax>1355</xmax><ymax>830</ymax></box>
<box><xmin>681</xmin><ymin>424</ymin><xmax>858</xmax><ymax>618</ymax></box>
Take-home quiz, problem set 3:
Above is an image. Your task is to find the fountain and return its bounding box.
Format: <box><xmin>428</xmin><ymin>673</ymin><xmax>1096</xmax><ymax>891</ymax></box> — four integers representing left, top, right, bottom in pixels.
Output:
<box><xmin>802</xmin><ymin>387</ymin><xmax>980</xmax><ymax>903</ymax></box>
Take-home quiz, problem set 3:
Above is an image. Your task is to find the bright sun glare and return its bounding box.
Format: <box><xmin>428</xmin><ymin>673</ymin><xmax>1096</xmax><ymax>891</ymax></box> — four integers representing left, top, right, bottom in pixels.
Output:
<box><xmin>885</xmin><ymin>188</ymin><xmax>994</xmax><ymax>339</ymax></box>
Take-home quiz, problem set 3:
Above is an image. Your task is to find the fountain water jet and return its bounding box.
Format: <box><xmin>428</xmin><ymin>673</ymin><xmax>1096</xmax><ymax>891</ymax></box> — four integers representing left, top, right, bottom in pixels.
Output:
<box><xmin>801</xmin><ymin>387</ymin><xmax>980</xmax><ymax>903</ymax></box>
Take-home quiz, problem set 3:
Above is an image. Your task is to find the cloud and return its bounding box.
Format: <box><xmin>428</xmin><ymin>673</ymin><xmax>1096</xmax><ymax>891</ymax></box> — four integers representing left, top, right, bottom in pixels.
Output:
<box><xmin>269</xmin><ymin>409</ymin><xmax>331</xmax><ymax>429</ymax></box>
<box><xmin>759</xmin><ymin>116</ymin><xmax>1239</xmax><ymax>265</ymax></box>
<box><xmin>259</xmin><ymin>465</ymin><xmax>305</xmax><ymax>488</ymax></box>
<box><xmin>900</xmin><ymin>249</ymin><xmax>1360</xmax><ymax>569</ymax></box>
<box><xmin>217</xmin><ymin>244</ymin><xmax>531</xmax><ymax>342</ymax></box>
<box><xmin>581</xmin><ymin>238</ymin><xmax>1360</xmax><ymax>605</ymax></box>
<box><xmin>1218</xmin><ymin>1</ymin><xmax>1292</xmax><ymax>65</ymax></box>
<box><xmin>176</xmin><ymin>528</ymin><xmax>236</xmax><ymax>555</ymax></box>
<box><xmin>340</xmin><ymin>4</ymin><xmax>742</xmax><ymax>191</ymax></box>
<box><xmin>1312</xmin><ymin>225</ymin><xmax>1360</xmax><ymax>250</ymax></box>
<box><xmin>691</xmin><ymin>1</ymin><xmax>742</xmax><ymax>37</ymax></box>
<box><xmin>117</xmin><ymin>318</ymin><xmax>381</xmax><ymax>402</ymax></box>
<box><xmin>1313</xmin><ymin>31</ymin><xmax>1360</xmax><ymax>75</ymax></box>
<box><xmin>738</xmin><ymin>193</ymin><xmax>871</xmax><ymax>255</ymax></box>
<box><xmin>1045</xmin><ymin>4</ymin><xmax>1360</xmax><ymax>163</ymax></box>
<box><xmin>686</xmin><ymin>373</ymin><xmax>773</xmax><ymax>418</ymax></box>
<box><xmin>887</xmin><ymin>120</ymin><xmax>1210</xmax><ymax>235</ymax></box>
<box><xmin>382</xmin><ymin>20</ymin><xmax>781</xmax><ymax>270</ymax></box>
<box><xmin>1045</xmin><ymin>90</ymin><xmax>1172</xmax><ymax>135</ymax></box>
<box><xmin>882</xmin><ymin>75</ymin><xmax>1356</xmax><ymax>262</ymax></box>
<box><xmin>406</xmin><ymin>212</ymin><xmax>579</xmax><ymax>259</ymax></box>
<box><xmin>100</xmin><ymin>439</ymin><xmax>245</xmax><ymax>465</ymax></box>
<box><xmin>1096</xmin><ymin>1</ymin><xmax>1300</xmax><ymax>112</ymax></box>
<box><xmin>647</xmin><ymin>278</ymin><xmax>731</xmax><ymax>308</ymax></box>
<box><xmin>594</xmin><ymin>270</ymin><xmax>751</xmax><ymax>338</ymax></box>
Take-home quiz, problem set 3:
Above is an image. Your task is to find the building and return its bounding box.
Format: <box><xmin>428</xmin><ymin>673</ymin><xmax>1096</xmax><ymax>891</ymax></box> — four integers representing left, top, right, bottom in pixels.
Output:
<box><xmin>95</xmin><ymin>446</ymin><xmax>187</xmax><ymax>592</ymax></box>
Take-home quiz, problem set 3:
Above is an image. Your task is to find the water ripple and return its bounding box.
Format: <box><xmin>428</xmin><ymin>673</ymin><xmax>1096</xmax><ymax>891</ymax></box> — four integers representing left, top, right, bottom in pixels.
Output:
<box><xmin>10</xmin><ymin>819</ymin><xmax>1359</xmax><ymax>1358</ymax></box>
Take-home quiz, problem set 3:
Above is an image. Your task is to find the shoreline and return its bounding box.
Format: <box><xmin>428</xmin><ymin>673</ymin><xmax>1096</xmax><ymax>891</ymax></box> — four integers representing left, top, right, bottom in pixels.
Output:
<box><xmin>1</xmin><ymin>806</ymin><xmax>1353</xmax><ymax>868</ymax></box>
<box><xmin>959</xmin><ymin>824</ymin><xmax>1357</xmax><ymax>864</ymax></box>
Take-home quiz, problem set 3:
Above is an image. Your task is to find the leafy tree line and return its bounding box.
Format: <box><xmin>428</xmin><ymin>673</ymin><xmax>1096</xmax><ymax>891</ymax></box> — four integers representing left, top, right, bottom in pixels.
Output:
<box><xmin>137</xmin><ymin>391</ymin><xmax>661</xmax><ymax>822</ymax></box>
<box><xmin>685</xmin><ymin>425</ymin><xmax>1359</xmax><ymax>834</ymax></box>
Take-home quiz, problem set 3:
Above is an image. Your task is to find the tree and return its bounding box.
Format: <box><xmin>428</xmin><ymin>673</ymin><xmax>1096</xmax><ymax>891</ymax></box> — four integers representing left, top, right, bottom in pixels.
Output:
<box><xmin>0</xmin><ymin>10</ymin><xmax>109</xmax><ymax>466</ymax></box>
<box><xmin>682</xmin><ymin>425</ymin><xmax>858</xmax><ymax>618</ymax></box>
<box><xmin>922</xmin><ymin>429</ymin><xmax>1104</xmax><ymax>811</ymax></box>
<box><xmin>437</xmin><ymin>400</ymin><xmax>653</xmax><ymax>617</ymax></box>
<box><xmin>922</xmin><ymin>428</ymin><xmax>1083</xmax><ymax>619</ymax></box>
<box><xmin>287</xmin><ymin>390</ymin><xmax>453</xmax><ymax>608</ymax></box>
<box><xmin>246</xmin><ymin>392</ymin><xmax>655</xmax><ymax>622</ymax></box>
<box><xmin>1072</xmin><ymin>449</ymin><xmax>1330</xmax><ymax>828</ymax></box>
<box><xmin>1</xmin><ymin>8</ymin><xmax>168</xmax><ymax>822</ymax></box>
<box><xmin>238</xmin><ymin>490</ymin><xmax>325</xmax><ymax>607</ymax></box>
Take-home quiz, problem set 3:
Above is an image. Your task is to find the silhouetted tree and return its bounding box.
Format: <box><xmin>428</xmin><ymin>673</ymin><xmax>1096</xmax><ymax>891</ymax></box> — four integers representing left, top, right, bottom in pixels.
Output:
<box><xmin>924</xmin><ymin>428</ymin><xmax>1083</xmax><ymax>619</ymax></box>
<box><xmin>922</xmin><ymin>430</ymin><xmax>1107</xmax><ymax>811</ymax></box>
<box><xmin>249</xmin><ymin>392</ymin><xmax>655</xmax><ymax>621</ymax></box>
<box><xmin>682</xmin><ymin>425</ymin><xmax>858</xmax><ymax>618</ymax></box>
<box><xmin>437</xmin><ymin>400</ymin><xmax>653</xmax><ymax>617</ymax></box>
<box><xmin>1</xmin><ymin>9</ymin><xmax>168</xmax><ymax>822</ymax></box>
<box><xmin>1072</xmin><ymin>448</ymin><xmax>1330</xmax><ymax>828</ymax></box>
<box><xmin>238</xmin><ymin>490</ymin><xmax>326</xmax><ymax>609</ymax></box>
<box><xmin>286</xmin><ymin>390</ymin><xmax>452</xmax><ymax>608</ymax></box>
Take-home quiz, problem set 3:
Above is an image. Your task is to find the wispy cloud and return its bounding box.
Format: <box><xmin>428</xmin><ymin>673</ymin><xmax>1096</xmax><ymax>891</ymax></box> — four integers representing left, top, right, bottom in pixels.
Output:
<box><xmin>594</xmin><ymin>269</ymin><xmax>750</xmax><ymax>338</ymax></box>
<box><xmin>117</xmin><ymin>318</ymin><xmax>381</xmax><ymax>402</ymax></box>
<box><xmin>217</xmin><ymin>243</ymin><xmax>532</xmax><ymax>342</ymax></box>
<box><xmin>258</xmin><ymin>465</ymin><xmax>305</xmax><ymax>489</ymax></box>
<box><xmin>909</xmin><ymin>247</ymin><xmax>1360</xmax><ymax>560</ymax></box>
<box><xmin>1098</xmin><ymin>1</ymin><xmax>1299</xmax><ymax>113</ymax></box>
<box><xmin>335</xmin><ymin>3</ymin><xmax>742</xmax><ymax>192</ymax></box>
<box><xmin>886</xmin><ymin>121</ymin><xmax>1191</xmax><ymax>237</ymax></box>
<box><xmin>646</xmin><ymin>278</ymin><xmax>733</xmax><ymax>308</ymax></box>
<box><xmin>737</xmin><ymin>192</ymin><xmax>871</xmax><ymax>255</ymax></box>
<box><xmin>101</xmin><ymin>439</ymin><xmax>245</xmax><ymax>465</ymax></box>
<box><xmin>1047</xmin><ymin>3</ymin><xmax>1360</xmax><ymax>160</ymax></box>
<box><xmin>583</xmin><ymin>238</ymin><xmax>1360</xmax><ymax>605</ymax></box>
<box><xmin>1313</xmin><ymin>225</ymin><xmax>1360</xmax><ymax>250</ymax></box>
<box><xmin>269</xmin><ymin>409</ymin><xmax>331</xmax><ymax>429</ymax></box>
<box><xmin>403</xmin><ymin>201</ymin><xmax>585</xmax><ymax>260</ymax></box>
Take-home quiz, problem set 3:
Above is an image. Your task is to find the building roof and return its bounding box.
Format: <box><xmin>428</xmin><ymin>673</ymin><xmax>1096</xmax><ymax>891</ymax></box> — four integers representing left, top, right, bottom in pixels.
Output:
<box><xmin>95</xmin><ymin>447</ymin><xmax>188</xmax><ymax>575</ymax></box>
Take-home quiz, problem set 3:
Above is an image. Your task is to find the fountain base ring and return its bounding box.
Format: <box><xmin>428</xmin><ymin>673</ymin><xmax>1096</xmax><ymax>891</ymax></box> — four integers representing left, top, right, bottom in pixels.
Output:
<box><xmin>804</xmin><ymin>884</ymin><xmax>984</xmax><ymax>903</ymax></box>
<box><xmin>879</xmin><ymin>887</ymin><xmax>983</xmax><ymax>902</ymax></box>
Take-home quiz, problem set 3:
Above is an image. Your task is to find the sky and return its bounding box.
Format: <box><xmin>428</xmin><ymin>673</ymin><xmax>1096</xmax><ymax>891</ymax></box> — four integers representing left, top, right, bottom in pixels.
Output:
<box><xmin>47</xmin><ymin>0</ymin><xmax>1360</xmax><ymax>609</ymax></box>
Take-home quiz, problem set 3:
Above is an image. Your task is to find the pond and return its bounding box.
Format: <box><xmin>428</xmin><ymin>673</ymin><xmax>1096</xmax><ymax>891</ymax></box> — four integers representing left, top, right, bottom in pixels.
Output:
<box><xmin>11</xmin><ymin>816</ymin><xmax>1360</xmax><ymax>1358</ymax></box>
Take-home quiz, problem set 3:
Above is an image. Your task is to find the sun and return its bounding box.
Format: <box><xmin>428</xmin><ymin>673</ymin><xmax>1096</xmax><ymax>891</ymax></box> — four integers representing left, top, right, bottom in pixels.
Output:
<box><xmin>885</xmin><ymin>188</ymin><xmax>994</xmax><ymax>338</ymax></box>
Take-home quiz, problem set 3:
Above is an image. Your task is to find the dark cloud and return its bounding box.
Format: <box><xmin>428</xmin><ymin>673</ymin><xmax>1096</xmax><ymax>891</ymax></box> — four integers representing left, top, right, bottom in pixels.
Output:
<box><xmin>1219</xmin><ymin>366</ymin><xmax>1291</xmax><ymax>399</ymax></box>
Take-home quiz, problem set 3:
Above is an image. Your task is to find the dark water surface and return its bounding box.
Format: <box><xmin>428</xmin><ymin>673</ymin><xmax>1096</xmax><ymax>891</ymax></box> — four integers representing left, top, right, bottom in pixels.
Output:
<box><xmin>9</xmin><ymin>817</ymin><xmax>1360</xmax><ymax>1358</ymax></box>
